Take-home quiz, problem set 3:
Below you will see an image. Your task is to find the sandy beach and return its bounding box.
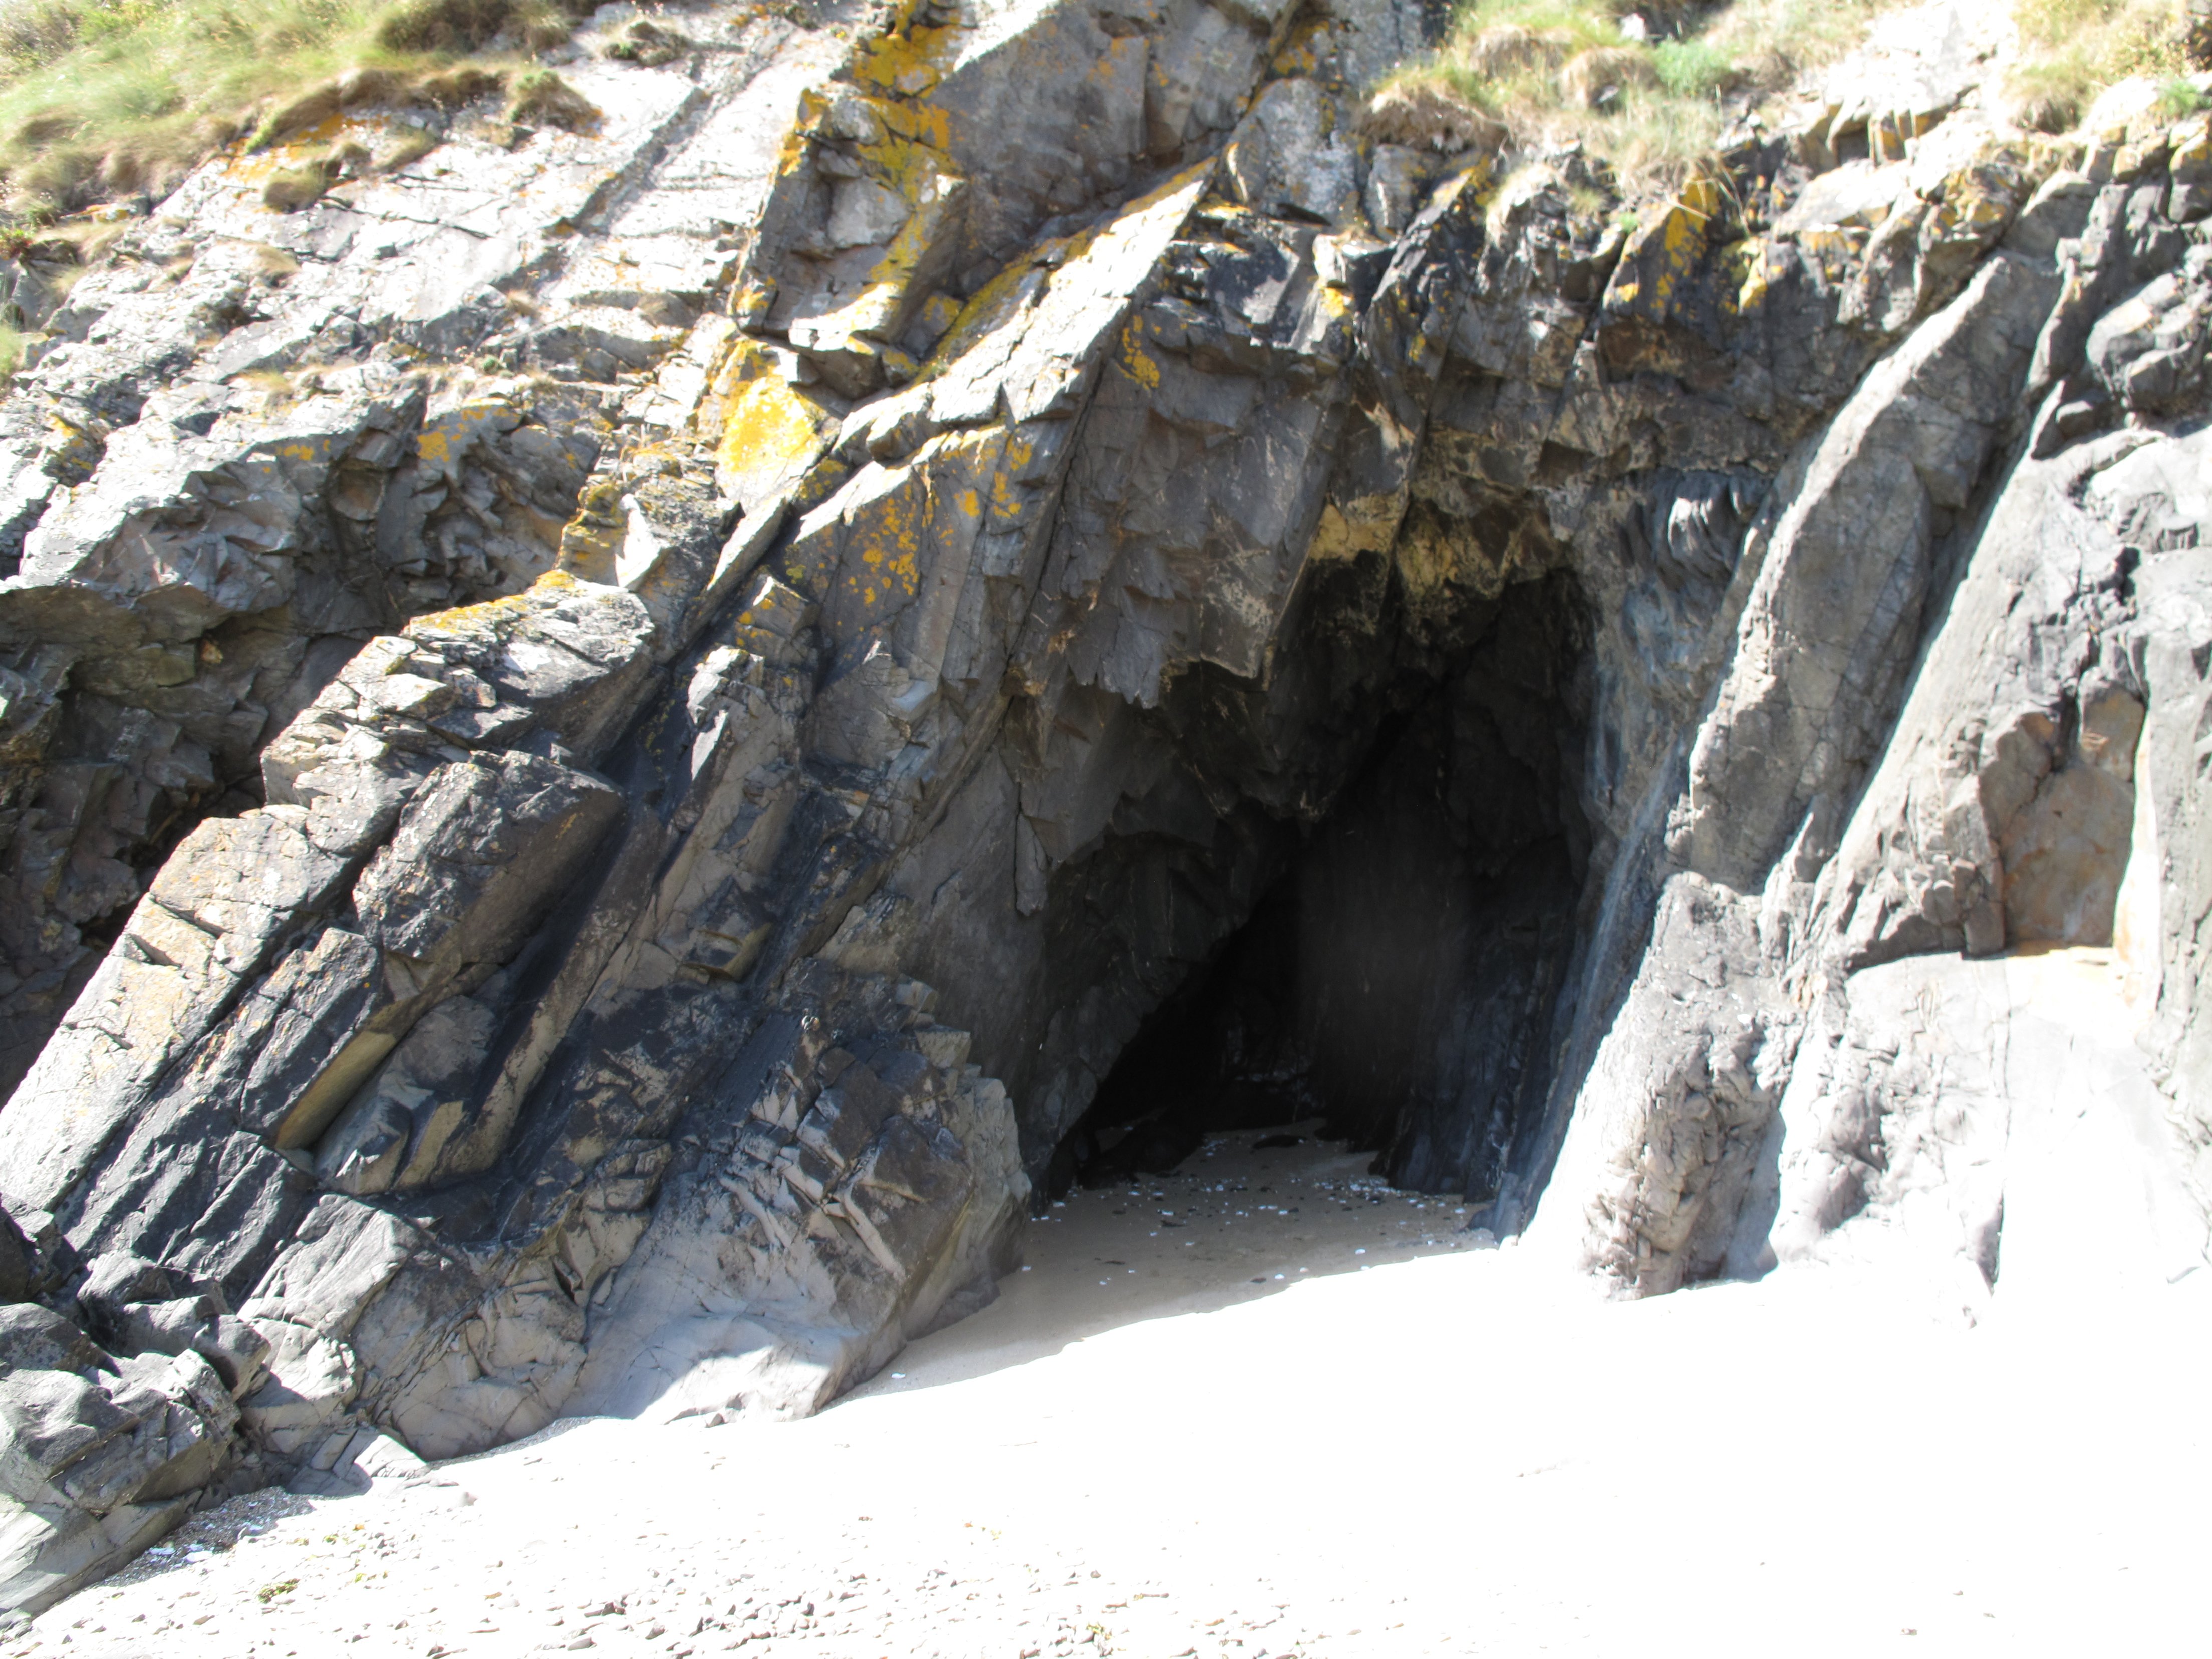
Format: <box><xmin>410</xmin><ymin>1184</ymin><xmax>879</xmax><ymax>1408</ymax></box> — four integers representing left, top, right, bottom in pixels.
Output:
<box><xmin>10</xmin><ymin>1127</ymin><xmax>2206</xmax><ymax>1658</ymax></box>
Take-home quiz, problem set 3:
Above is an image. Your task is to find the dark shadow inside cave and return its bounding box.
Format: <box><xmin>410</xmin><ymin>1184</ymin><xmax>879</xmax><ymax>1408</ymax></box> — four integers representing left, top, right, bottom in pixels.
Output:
<box><xmin>1045</xmin><ymin>571</ymin><xmax>1595</xmax><ymax>1210</ymax></box>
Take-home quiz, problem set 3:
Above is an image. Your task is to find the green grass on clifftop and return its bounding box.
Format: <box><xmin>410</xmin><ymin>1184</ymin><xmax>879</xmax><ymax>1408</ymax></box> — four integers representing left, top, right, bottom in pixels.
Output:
<box><xmin>2004</xmin><ymin>0</ymin><xmax>2195</xmax><ymax>130</ymax></box>
<box><xmin>0</xmin><ymin>0</ymin><xmax>578</xmax><ymax>221</ymax></box>
<box><xmin>1368</xmin><ymin>0</ymin><xmax>2208</xmax><ymax>191</ymax></box>
<box><xmin>1363</xmin><ymin>0</ymin><xmax>1889</xmax><ymax>188</ymax></box>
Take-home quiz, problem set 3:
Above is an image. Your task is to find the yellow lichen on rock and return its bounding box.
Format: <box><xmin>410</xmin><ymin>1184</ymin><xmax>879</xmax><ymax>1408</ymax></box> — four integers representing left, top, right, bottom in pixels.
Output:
<box><xmin>714</xmin><ymin>336</ymin><xmax>839</xmax><ymax>511</ymax></box>
<box><xmin>554</xmin><ymin>477</ymin><xmax>627</xmax><ymax>584</ymax></box>
<box><xmin>1605</xmin><ymin>191</ymin><xmax>1716</xmax><ymax>324</ymax></box>
<box><xmin>415</xmin><ymin>398</ymin><xmax>522</xmax><ymax>480</ymax></box>
<box><xmin>1719</xmin><ymin>237</ymin><xmax>1772</xmax><ymax>317</ymax></box>
<box><xmin>1118</xmin><ymin>313</ymin><xmax>1163</xmax><ymax>391</ymax></box>
<box><xmin>407</xmin><ymin>567</ymin><xmax>594</xmax><ymax>641</ymax></box>
<box><xmin>850</xmin><ymin>19</ymin><xmax>958</xmax><ymax>99</ymax></box>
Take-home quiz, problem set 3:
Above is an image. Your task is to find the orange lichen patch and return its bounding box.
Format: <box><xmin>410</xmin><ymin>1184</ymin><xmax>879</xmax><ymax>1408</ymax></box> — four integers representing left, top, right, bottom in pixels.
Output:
<box><xmin>415</xmin><ymin>398</ymin><xmax>523</xmax><ymax>481</ymax></box>
<box><xmin>1118</xmin><ymin>313</ymin><xmax>1163</xmax><ymax>391</ymax></box>
<box><xmin>985</xmin><ymin>433</ymin><xmax>1032</xmax><ymax>526</ymax></box>
<box><xmin>1678</xmin><ymin>174</ymin><xmax>1726</xmax><ymax>219</ymax></box>
<box><xmin>929</xmin><ymin>210</ymin><xmax>1110</xmax><ymax>340</ymax></box>
<box><xmin>1604</xmin><ymin>191</ymin><xmax>1715</xmax><ymax>323</ymax></box>
<box><xmin>924</xmin><ymin>251</ymin><xmax>1052</xmax><ymax>370</ymax></box>
<box><xmin>1268</xmin><ymin>13</ymin><xmax>1335</xmax><ymax>81</ymax></box>
<box><xmin>713</xmin><ymin>336</ymin><xmax>839</xmax><ymax>509</ymax></box>
<box><xmin>842</xmin><ymin>474</ymin><xmax>924</xmax><ymax>616</ymax></box>
<box><xmin>43</xmin><ymin>415</ymin><xmax>99</xmax><ymax>475</ymax></box>
<box><xmin>769</xmin><ymin>109</ymin><xmax>815</xmax><ymax>191</ymax></box>
<box><xmin>850</xmin><ymin>20</ymin><xmax>960</xmax><ymax>100</ymax></box>
<box><xmin>1791</xmin><ymin>224</ymin><xmax>1870</xmax><ymax>287</ymax></box>
<box><xmin>220</xmin><ymin>113</ymin><xmax>355</xmax><ymax>187</ymax></box>
<box><xmin>801</xmin><ymin>1</ymin><xmax>958</xmax><ymax>182</ymax></box>
<box><xmin>808</xmin><ymin>84</ymin><xmax>957</xmax><ymax>214</ymax></box>
<box><xmin>408</xmin><ymin>567</ymin><xmax>594</xmax><ymax>641</ymax></box>
<box><xmin>795</xmin><ymin>170</ymin><xmax>962</xmax><ymax>355</ymax></box>
<box><xmin>555</xmin><ymin>476</ymin><xmax>626</xmax><ymax>583</ymax></box>
<box><xmin>732</xmin><ymin>571</ymin><xmax>813</xmax><ymax>640</ymax></box>
<box><xmin>1718</xmin><ymin>237</ymin><xmax>1772</xmax><ymax>317</ymax></box>
<box><xmin>1922</xmin><ymin>161</ymin><xmax>2021</xmax><ymax>252</ymax></box>
<box><xmin>787</xmin><ymin>456</ymin><xmax>855</xmax><ymax>520</ymax></box>
<box><xmin>814</xmin><ymin>425</ymin><xmax>1006</xmax><ymax>654</ymax></box>
<box><xmin>858</xmin><ymin>127</ymin><xmax>955</xmax><ymax>208</ymax></box>
<box><xmin>624</xmin><ymin>440</ymin><xmax>687</xmax><ymax>475</ymax></box>
<box><xmin>872</xmin><ymin>89</ymin><xmax>953</xmax><ymax>155</ymax></box>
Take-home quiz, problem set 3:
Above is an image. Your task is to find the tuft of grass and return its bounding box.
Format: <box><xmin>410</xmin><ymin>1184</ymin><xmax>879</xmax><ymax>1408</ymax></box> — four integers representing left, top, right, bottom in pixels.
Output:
<box><xmin>261</xmin><ymin>155</ymin><xmax>339</xmax><ymax>210</ymax></box>
<box><xmin>250</xmin><ymin>240</ymin><xmax>300</xmax><ymax>276</ymax></box>
<box><xmin>1652</xmin><ymin>39</ymin><xmax>1740</xmax><ymax>100</ymax></box>
<box><xmin>2159</xmin><ymin>74</ymin><xmax>2208</xmax><ymax>116</ymax></box>
<box><xmin>1365</xmin><ymin>0</ymin><xmax>2207</xmax><ymax>203</ymax></box>
<box><xmin>505</xmin><ymin>65</ymin><xmax>595</xmax><ymax>130</ymax></box>
<box><xmin>380</xmin><ymin>121</ymin><xmax>439</xmax><ymax>169</ymax></box>
<box><xmin>0</xmin><ymin>0</ymin><xmax>588</xmax><ymax>221</ymax></box>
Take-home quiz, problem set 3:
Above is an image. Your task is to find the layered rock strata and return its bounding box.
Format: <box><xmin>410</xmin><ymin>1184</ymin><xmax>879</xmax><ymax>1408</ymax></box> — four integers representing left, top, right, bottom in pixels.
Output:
<box><xmin>0</xmin><ymin>0</ymin><xmax>2206</xmax><ymax>1614</ymax></box>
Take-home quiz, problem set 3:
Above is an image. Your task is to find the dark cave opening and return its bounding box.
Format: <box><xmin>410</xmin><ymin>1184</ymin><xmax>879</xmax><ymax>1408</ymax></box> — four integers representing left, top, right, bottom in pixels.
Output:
<box><xmin>1046</xmin><ymin>570</ymin><xmax>1595</xmax><ymax>1208</ymax></box>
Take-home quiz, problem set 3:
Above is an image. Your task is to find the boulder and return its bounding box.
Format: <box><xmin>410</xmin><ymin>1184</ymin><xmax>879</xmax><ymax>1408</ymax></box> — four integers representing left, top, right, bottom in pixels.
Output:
<box><xmin>0</xmin><ymin>1348</ymin><xmax>238</xmax><ymax>1615</ymax></box>
<box><xmin>0</xmin><ymin>1308</ymin><xmax>106</xmax><ymax>1380</ymax></box>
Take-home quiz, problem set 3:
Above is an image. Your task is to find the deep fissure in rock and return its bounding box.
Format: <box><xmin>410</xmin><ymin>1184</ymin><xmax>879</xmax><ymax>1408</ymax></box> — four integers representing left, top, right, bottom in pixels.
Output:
<box><xmin>1042</xmin><ymin>569</ymin><xmax>1595</xmax><ymax>1207</ymax></box>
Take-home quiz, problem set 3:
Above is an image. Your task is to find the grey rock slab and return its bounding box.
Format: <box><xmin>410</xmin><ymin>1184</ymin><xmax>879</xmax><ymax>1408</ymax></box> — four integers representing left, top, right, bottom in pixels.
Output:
<box><xmin>1527</xmin><ymin>873</ymin><xmax>1800</xmax><ymax>1295</ymax></box>
<box><xmin>352</xmin><ymin>750</ymin><xmax>624</xmax><ymax>1011</ymax></box>
<box><xmin>1222</xmin><ymin>79</ymin><xmax>1360</xmax><ymax>227</ymax></box>
<box><xmin>0</xmin><ymin>1347</ymin><xmax>236</xmax><ymax>1616</ymax></box>
<box><xmin>399</xmin><ymin>574</ymin><xmax>656</xmax><ymax>763</ymax></box>
<box><xmin>563</xmin><ymin>984</ymin><xmax>1024</xmax><ymax>1430</ymax></box>
<box><xmin>233</xmin><ymin>1319</ymin><xmax>358</xmax><ymax>1461</ymax></box>
<box><xmin>13</xmin><ymin>0</ymin><xmax>2210</xmax><ymax>1578</ymax></box>
<box><xmin>0</xmin><ymin>1491</ymin><xmax>193</xmax><ymax>1621</ymax></box>
<box><xmin>177</xmin><ymin>927</ymin><xmax>390</xmax><ymax>1152</ymax></box>
<box><xmin>350</xmin><ymin>1247</ymin><xmax>586</xmax><ymax>1462</ymax></box>
<box><xmin>1811</xmin><ymin>427</ymin><xmax>2144</xmax><ymax>971</ymax></box>
<box><xmin>0</xmin><ymin>809</ymin><xmax>346</xmax><ymax>1213</ymax></box>
<box><xmin>0</xmin><ymin>1308</ymin><xmax>105</xmax><ymax>1381</ymax></box>
<box><xmin>155</xmin><ymin>68</ymin><xmax>705</xmax><ymax>350</ymax></box>
<box><xmin>1758</xmin><ymin>956</ymin><xmax>2008</xmax><ymax>1293</ymax></box>
<box><xmin>325</xmin><ymin>991</ymin><xmax>500</xmax><ymax>1192</ymax></box>
<box><xmin>2092</xmin><ymin>439</ymin><xmax>2212</xmax><ymax>1219</ymax></box>
<box><xmin>242</xmin><ymin>1196</ymin><xmax>422</xmax><ymax>1343</ymax></box>
<box><xmin>1677</xmin><ymin>249</ymin><xmax>2063</xmax><ymax>892</ymax></box>
<box><xmin>1750</xmin><ymin>950</ymin><xmax>2202</xmax><ymax>1315</ymax></box>
<box><xmin>3</xmin><ymin>370</ymin><xmax>426</xmax><ymax>648</ymax></box>
<box><xmin>71</xmin><ymin>1258</ymin><xmax>272</xmax><ymax>1401</ymax></box>
<box><xmin>62</xmin><ymin>1105</ymin><xmax>316</xmax><ymax>1314</ymax></box>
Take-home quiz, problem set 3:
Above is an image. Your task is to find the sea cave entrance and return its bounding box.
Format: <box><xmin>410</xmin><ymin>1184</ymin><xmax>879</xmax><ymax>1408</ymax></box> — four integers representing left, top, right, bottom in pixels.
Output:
<box><xmin>1039</xmin><ymin>569</ymin><xmax>1596</xmax><ymax>1218</ymax></box>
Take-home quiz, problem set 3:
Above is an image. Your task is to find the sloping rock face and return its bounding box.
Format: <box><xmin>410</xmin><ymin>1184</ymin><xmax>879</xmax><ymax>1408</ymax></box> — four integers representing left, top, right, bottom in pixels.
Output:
<box><xmin>0</xmin><ymin>0</ymin><xmax>2207</xmax><ymax>1611</ymax></box>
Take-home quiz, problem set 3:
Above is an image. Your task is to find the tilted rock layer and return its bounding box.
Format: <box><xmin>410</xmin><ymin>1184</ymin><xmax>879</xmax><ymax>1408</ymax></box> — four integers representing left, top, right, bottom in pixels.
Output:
<box><xmin>0</xmin><ymin>0</ymin><xmax>2206</xmax><ymax>1614</ymax></box>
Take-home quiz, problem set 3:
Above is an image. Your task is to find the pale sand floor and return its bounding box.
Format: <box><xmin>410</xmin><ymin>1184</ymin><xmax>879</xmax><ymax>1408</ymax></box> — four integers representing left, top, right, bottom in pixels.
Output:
<box><xmin>11</xmin><ymin>1128</ymin><xmax>2208</xmax><ymax>1658</ymax></box>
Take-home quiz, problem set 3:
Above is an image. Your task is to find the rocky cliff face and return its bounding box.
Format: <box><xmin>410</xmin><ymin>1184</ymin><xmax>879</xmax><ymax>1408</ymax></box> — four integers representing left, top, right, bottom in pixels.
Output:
<box><xmin>0</xmin><ymin>0</ymin><xmax>2205</xmax><ymax>1614</ymax></box>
